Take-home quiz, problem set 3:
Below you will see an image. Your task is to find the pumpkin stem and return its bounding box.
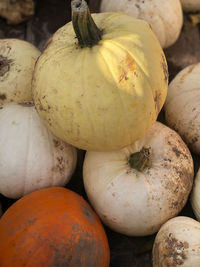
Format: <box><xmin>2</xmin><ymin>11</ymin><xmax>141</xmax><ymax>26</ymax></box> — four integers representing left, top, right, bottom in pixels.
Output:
<box><xmin>71</xmin><ymin>0</ymin><xmax>102</xmax><ymax>47</ymax></box>
<box><xmin>128</xmin><ymin>147</ymin><xmax>151</xmax><ymax>172</ymax></box>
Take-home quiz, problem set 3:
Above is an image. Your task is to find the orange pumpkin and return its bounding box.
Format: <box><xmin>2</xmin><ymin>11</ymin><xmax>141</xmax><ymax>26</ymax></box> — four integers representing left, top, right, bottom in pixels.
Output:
<box><xmin>0</xmin><ymin>187</ymin><xmax>110</xmax><ymax>267</ymax></box>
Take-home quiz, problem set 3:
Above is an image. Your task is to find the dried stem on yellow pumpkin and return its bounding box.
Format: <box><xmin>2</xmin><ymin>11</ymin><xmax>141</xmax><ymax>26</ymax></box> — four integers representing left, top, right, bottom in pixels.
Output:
<box><xmin>71</xmin><ymin>0</ymin><xmax>102</xmax><ymax>47</ymax></box>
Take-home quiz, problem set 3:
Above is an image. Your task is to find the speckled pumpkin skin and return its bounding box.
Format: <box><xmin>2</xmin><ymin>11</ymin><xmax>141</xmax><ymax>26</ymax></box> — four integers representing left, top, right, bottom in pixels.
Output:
<box><xmin>0</xmin><ymin>187</ymin><xmax>110</xmax><ymax>267</ymax></box>
<box><xmin>32</xmin><ymin>12</ymin><xmax>168</xmax><ymax>151</ymax></box>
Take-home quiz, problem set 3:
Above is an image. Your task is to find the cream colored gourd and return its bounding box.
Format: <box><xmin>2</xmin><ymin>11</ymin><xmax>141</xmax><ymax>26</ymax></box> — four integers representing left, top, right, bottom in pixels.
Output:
<box><xmin>0</xmin><ymin>39</ymin><xmax>40</xmax><ymax>106</ymax></box>
<box><xmin>0</xmin><ymin>0</ymin><xmax>35</xmax><ymax>24</ymax></box>
<box><xmin>0</xmin><ymin>102</ymin><xmax>77</xmax><ymax>199</ymax></box>
<box><xmin>165</xmin><ymin>63</ymin><xmax>200</xmax><ymax>154</ymax></box>
<box><xmin>83</xmin><ymin>122</ymin><xmax>194</xmax><ymax>236</ymax></box>
<box><xmin>100</xmin><ymin>0</ymin><xmax>183</xmax><ymax>48</ymax></box>
<box><xmin>32</xmin><ymin>0</ymin><xmax>168</xmax><ymax>152</ymax></box>
<box><xmin>180</xmin><ymin>0</ymin><xmax>200</xmax><ymax>11</ymax></box>
<box><xmin>152</xmin><ymin>216</ymin><xmax>200</xmax><ymax>266</ymax></box>
<box><xmin>190</xmin><ymin>168</ymin><xmax>200</xmax><ymax>221</ymax></box>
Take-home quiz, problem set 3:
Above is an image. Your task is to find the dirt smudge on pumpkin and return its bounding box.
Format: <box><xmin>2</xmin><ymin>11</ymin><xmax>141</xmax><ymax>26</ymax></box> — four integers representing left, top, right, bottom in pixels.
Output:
<box><xmin>51</xmin><ymin>156</ymin><xmax>65</xmax><ymax>175</ymax></box>
<box><xmin>0</xmin><ymin>93</ymin><xmax>6</xmax><ymax>100</ymax></box>
<box><xmin>23</xmin><ymin>217</ymin><xmax>37</xmax><ymax>228</ymax></box>
<box><xmin>0</xmin><ymin>55</ymin><xmax>13</xmax><ymax>77</ymax></box>
<box><xmin>35</xmin><ymin>97</ymin><xmax>45</xmax><ymax>112</ymax></box>
<box><xmin>53</xmin><ymin>139</ymin><xmax>64</xmax><ymax>151</ymax></box>
<box><xmin>125</xmin><ymin>54</ymin><xmax>135</xmax><ymax>71</ymax></box>
<box><xmin>118</xmin><ymin>53</ymin><xmax>135</xmax><ymax>83</ymax></box>
<box><xmin>154</xmin><ymin>91</ymin><xmax>162</xmax><ymax>113</ymax></box>
<box><xmin>135</xmin><ymin>3</ymin><xmax>141</xmax><ymax>10</ymax></box>
<box><xmin>57</xmin><ymin>157</ymin><xmax>64</xmax><ymax>173</ymax></box>
<box><xmin>82</xmin><ymin>205</ymin><xmax>95</xmax><ymax>223</ymax></box>
<box><xmin>119</xmin><ymin>70</ymin><xmax>128</xmax><ymax>82</ymax></box>
<box><xmin>171</xmin><ymin>146</ymin><xmax>189</xmax><ymax>159</ymax></box>
<box><xmin>161</xmin><ymin>54</ymin><xmax>168</xmax><ymax>82</ymax></box>
<box><xmin>53</xmin><ymin>139</ymin><xmax>60</xmax><ymax>148</ymax></box>
<box><xmin>180</xmin><ymin>63</ymin><xmax>198</xmax><ymax>83</ymax></box>
<box><xmin>153</xmin><ymin>233</ymin><xmax>189</xmax><ymax>266</ymax></box>
<box><xmin>51</xmin><ymin>225</ymin><xmax>103</xmax><ymax>267</ymax></box>
<box><xmin>164</xmin><ymin>233</ymin><xmax>188</xmax><ymax>265</ymax></box>
<box><xmin>160</xmin><ymin>131</ymin><xmax>194</xmax><ymax>213</ymax></box>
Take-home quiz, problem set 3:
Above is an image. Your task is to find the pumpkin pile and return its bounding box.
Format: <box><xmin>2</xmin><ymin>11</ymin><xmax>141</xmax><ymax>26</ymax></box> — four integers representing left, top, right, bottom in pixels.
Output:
<box><xmin>0</xmin><ymin>0</ymin><xmax>200</xmax><ymax>266</ymax></box>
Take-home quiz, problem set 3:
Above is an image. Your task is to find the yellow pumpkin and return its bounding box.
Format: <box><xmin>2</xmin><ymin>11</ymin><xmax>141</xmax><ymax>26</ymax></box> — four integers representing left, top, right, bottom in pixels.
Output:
<box><xmin>32</xmin><ymin>0</ymin><xmax>168</xmax><ymax>151</ymax></box>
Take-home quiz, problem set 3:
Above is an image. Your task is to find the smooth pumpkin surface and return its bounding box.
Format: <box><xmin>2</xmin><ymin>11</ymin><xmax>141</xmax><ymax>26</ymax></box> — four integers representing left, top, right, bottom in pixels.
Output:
<box><xmin>0</xmin><ymin>187</ymin><xmax>110</xmax><ymax>267</ymax></box>
<box><xmin>165</xmin><ymin>63</ymin><xmax>200</xmax><ymax>154</ymax></box>
<box><xmin>0</xmin><ymin>102</ymin><xmax>77</xmax><ymax>199</ymax></box>
<box><xmin>100</xmin><ymin>0</ymin><xmax>183</xmax><ymax>49</ymax></box>
<box><xmin>32</xmin><ymin>8</ymin><xmax>168</xmax><ymax>151</ymax></box>
<box><xmin>83</xmin><ymin>122</ymin><xmax>194</xmax><ymax>236</ymax></box>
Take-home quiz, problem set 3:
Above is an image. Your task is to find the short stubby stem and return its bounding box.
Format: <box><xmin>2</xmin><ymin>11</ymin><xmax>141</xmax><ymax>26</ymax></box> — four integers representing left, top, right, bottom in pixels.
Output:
<box><xmin>128</xmin><ymin>147</ymin><xmax>151</xmax><ymax>172</ymax></box>
<box><xmin>71</xmin><ymin>0</ymin><xmax>102</xmax><ymax>47</ymax></box>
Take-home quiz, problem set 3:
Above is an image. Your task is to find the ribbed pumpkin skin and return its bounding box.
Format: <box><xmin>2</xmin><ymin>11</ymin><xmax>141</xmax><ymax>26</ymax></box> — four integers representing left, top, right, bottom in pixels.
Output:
<box><xmin>32</xmin><ymin>12</ymin><xmax>168</xmax><ymax>151</ymax></box>
<box><xmin>0</xmin><ymin>187</ymin><xmax>110</xmax><ymax>267</ymax></box>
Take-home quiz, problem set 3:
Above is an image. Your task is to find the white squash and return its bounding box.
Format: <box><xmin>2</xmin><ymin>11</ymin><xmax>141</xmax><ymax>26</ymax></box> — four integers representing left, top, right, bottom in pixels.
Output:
<box><xmin>180</xmin><ymin>0</ymin><xmax>200</xmax><ymax>11</ymax></box>
<box><xmin>100</xmin><ymin>0</ymin><xmax>183</xmax><ymax>48</ymax></box>
<box><xmin>165</xmin><ymin>62</ymin><xmax>200</xmax><ymax>154</ymax></box>
<box><xmin>0</xmin><ymin>0</ymin><xmax>35</xmax><ymax>24</ymax></box>
<box><xmin>190</xmin><ymin>168</ymin><xmax>200</xmax><ymax>221</ymax></box>
<box><xmin>83</xmin><ymin>122</ymin><xmax>194</xmax><ymax>236</ymax></box>
<box><xmin>0</xmin><ymin>102</ymin><xmax>77</xmax><ymax>199</ymax></box>
<box><xmin>152</xmin><ymin>216</ymin><xmax>200</xmax><ymax>266</ymax></box>
<box><xmin>0</xmin><ymin>39</ymin><xmax>40</xmax><ymax>106</ymax></box>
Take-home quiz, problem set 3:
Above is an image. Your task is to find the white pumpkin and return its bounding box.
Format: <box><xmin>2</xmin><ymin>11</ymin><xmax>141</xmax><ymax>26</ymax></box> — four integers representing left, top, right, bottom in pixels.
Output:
<box><xmin>190</xmin><ymin>168</ymin><xmax>200</xmax><ymax>221</ymax></box>
<box><xmin>83</xmin><ymin>122</ymin><xmax>194</xmax><ymax>236</ymax></box>
<box><xmin>180</xmin><ymin>0</ymin><xmax>200</xmax><ymax>11</ymax></box>
<box><xmin>0</xmin><ymin>102</ymin><xmax>77</xmax><ymax>199</ymax></box>
<box><xmin>0</xmin><ymin>0</ymin><xmax>35</xmax><ymax>24</ymax></box>
<box><xmin>152</xmin><ymin>216</ymin><xmax>200</xmax><ymax>266</ymax></box>
<box><xmin>0</xmin><ymin>39</ymin><xmax>40</xmax><ymax>106</ymax></box>
<box><xmin>165</xmin><ymin>62</ymin><xmax>200</xmax><ymax>154</ymax></box>
<box><xmin>100</xmin><ymin>0</ymin><xmax>183</xmax><ymax>48</ymax></box>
